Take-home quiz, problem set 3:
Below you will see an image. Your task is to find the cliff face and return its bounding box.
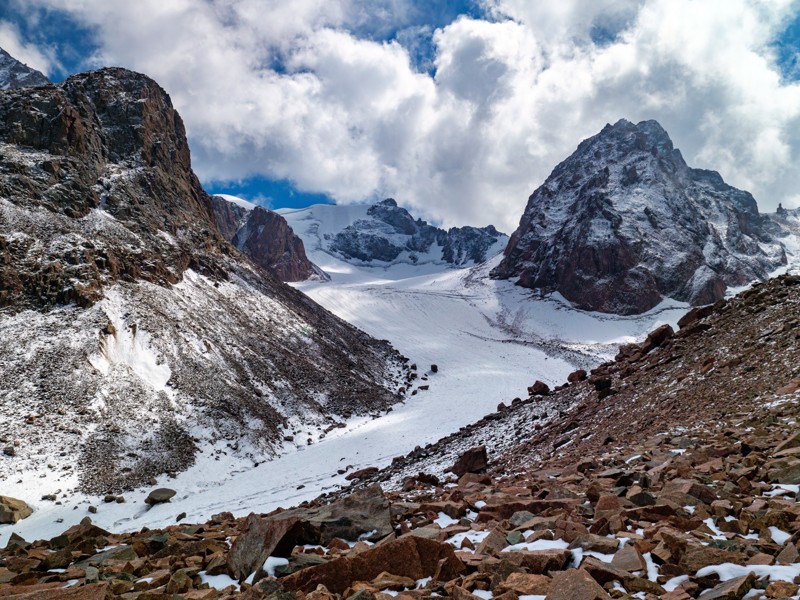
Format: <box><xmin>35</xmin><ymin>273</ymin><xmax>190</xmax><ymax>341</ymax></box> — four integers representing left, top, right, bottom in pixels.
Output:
<box><xmin>212</xmin><ymin>195</ymin><xmax>327</xmax><ymax>282</ymax></box>
<box><xmin>0</xmin><ymin>67</ymin><xmax>406</xmax><ymax>493</ymax></box>
<box><xmin>492</xmin><ymin>119</ymin><xmax>787</xmax><ymax>314</ymax></box>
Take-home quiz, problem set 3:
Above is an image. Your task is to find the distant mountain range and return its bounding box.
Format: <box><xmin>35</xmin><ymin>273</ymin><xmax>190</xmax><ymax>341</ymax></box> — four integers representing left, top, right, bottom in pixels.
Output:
<box><xmin>278</xmin><ymin>198</ymin><xmax>508</xmax><ymax>269</ymax></box>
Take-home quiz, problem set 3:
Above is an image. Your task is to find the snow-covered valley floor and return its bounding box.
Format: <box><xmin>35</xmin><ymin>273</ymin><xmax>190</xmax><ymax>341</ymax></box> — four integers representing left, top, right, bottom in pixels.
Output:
<box><xmin>1</xmin><ymin>216</ymin><xmax>694</xmax><ymax>546</ymax></box>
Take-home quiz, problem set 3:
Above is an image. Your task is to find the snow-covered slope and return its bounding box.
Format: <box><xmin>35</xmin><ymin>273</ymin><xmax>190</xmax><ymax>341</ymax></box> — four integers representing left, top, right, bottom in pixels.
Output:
<box><xmin>278</xmin><ymin>198</ymin><xmax>507</xmax><ymax>270</ymax></box>
<box><xmin>0</xmin><ymin>47</ymin><xmax>50</xmax><ymax>90</ymax></box>
<box><xmin>493</xmin><ymin>119</ymin><xmax>790</xmax><ymax>314</ymax></box>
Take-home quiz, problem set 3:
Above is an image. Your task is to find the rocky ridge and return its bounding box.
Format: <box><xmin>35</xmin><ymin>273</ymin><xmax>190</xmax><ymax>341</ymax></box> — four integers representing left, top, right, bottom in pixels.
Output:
<box><xmin>0</xmin><ymin>66</ymin><xmax>408</xmax><ymax>493</ymax></box>
<box><xmin>211</xmin><ymin>195</ymin><xmax>327</xmax><ymax>282</ymax></box>
<box><xmin>0</xmin><ymin>47</ymin><xmax>50</xmax><ymax>90</ymax></box>
<box><xmin>326</xmin><ymin>199</ymin><xmax>506</xmax><ymax>267</ymax></box>
<box><xmin>492</xmin><ymin>119</ymin><xmax>789</xmax><ymax>314</ymax></box>
<box><xmin>2</xmin><ymin>277</ymin><xmax>799</xmax><ymax>598</ymax></box>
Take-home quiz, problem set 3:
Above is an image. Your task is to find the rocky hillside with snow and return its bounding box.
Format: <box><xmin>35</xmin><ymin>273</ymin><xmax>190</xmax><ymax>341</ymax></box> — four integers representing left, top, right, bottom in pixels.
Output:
<box><xmin>2</xmin><ymin>273</ymin><xmax>800</xmax><ymax>599</ymax></box>
<box><xmin>211</xmin><ymin>194</ymin><xmax>327</xmax><ymax>282</ymax></box>
<box><xmin>280</xmin><ymin>199</ymin><xmax>507</xmax><ymax>268</ymax></box>
<box><xmin>0</xmin><ymin>67</ymin><xmax>408</xmax><ymax>494</ymax></box>
<box><xmin>492</xmin><ymin>119</ymin><xmax>789</xmax><ymax>314</ymax></box>
<box><xmin>0</xmin><ymin>47</ymin><xmax>50</xmax><ymax>90</ymax></box>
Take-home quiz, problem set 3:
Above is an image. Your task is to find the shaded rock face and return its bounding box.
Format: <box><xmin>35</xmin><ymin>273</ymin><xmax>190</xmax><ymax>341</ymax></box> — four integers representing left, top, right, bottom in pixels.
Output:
<box><xmin>0</xmin><ymin>67</ymin><xmax>406</xmax><ymax>493</ymax></box>
<box><xmin>211</xmin><ymin>196</ymin><xmax>326</xmax><ymax>282</ymax></box>
<box><xmin>492</xmin><ymin>119</ymin><xmax>787</xmax><ymax>314</ymax></box>
<box><xmin>0</xmin><ymin>47</ymin><xmax>50</xmax><ymax>90</ymax></box>
<box><xmin>0</xmin><ymin>67</ymin><xmax>219</xmax><ymax>309</ymax></box>
<box><xmin>330</xmin><ymin>198</ymin><xmax>505</xmax><ymax>266</ymax></box>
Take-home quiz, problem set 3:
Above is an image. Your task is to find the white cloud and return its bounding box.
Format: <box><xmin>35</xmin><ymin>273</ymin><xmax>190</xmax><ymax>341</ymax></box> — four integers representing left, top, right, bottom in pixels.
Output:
<box><xmin>0</xmin><ymin>20</ymin><xmax>60</xmax><ymax>76</ymax></box>
<box><xmin>7</xmin><ymin>0</ymin><xmax>800</xmax><ymax>231</ymax></box>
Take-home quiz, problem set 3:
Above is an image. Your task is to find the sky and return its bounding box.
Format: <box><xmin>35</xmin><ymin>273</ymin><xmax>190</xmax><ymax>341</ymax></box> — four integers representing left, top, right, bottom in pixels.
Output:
<box><xmin>3</xmin><ymin>0</ymin><xmax>800</xmax><ymax>231</ymax></box>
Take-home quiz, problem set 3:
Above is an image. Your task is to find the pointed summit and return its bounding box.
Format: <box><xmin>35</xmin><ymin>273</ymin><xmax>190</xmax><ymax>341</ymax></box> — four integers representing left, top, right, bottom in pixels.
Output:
<box><xmin>0</xmin><ymin>47</ymin><xmax>50</xmax><ymax>90</ymax></box>
<box><xmin>492</xmin><ymin>119</ymin><xmax>786</xmax><ymax>314</ymax></box>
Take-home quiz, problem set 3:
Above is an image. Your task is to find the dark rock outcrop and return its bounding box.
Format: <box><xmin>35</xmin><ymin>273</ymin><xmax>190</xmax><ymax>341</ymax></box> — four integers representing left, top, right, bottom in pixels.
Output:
<box><xmin>492</xmin><ymin>119</ymin><xmax>787</xmax><ymax>314</ymax></box>
<box><xmin>211</xmin><ymin>196</ymin><xmax>327</xmax><ymax>282</ymax></box>
<box><xmin>0</xmin><ymin>47</ymin><xmax>50</xmax><ymax>90</ymax></box>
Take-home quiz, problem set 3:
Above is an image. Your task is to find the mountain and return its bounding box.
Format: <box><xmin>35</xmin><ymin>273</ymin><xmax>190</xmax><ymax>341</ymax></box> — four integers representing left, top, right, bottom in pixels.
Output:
<box><xmin>492</xmin><ymin>119</ymin><xmax>788</xmax><ymax>314</ymax></box>
<box><xmin>280</xmin><ymin>199</ymin><xmax>507</xmax><ymax>268</ymax></box>
<box><xmin>211</xmin><ymin>194</ymin><xmax>327</xmax><ymax>282</ymax></box>
<box><xmin>0</xmin><ymin>67</ymin><xmax>407</xmax><ymax>494</ymax></box>
<box><xmin>0</xmin><ymin>47</ymin><xmax>50</xmax><ymax>90</ymax></box>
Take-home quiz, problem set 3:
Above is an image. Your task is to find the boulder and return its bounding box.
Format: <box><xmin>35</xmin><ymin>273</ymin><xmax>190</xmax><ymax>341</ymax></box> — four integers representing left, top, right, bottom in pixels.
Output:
<box><xmin>227</xmin><ymin>514</ymin><xmax>305</xmax><ymax>581</ymax></box>
<box><xmin>448</xmin><ymin>446</ymin><xmax>488</xmax><ymax>477</ymax></box>
<box><xmin>545</xmin><ymin>568</ymin><xmax>611</xmax><ymax>600</ymax></box>
<box><xmin>529</xmin><ymin>381</ymin><xmax>550</xmax><ymax>396</ymax></box>
<box><xmin>497</xmin><ymin>573</ymin><xmax>551</xmax><ymax>595</ymax></box>
<box><xmin>273</xmin><ymin>484</ymin><xmax>392</xmax><ymax>545</ymax></box>
<box><xmin>641</xmin><ymin>324</ymin><xmax>674</xmax><ymax>354</ymax></box>
<box><xmin>0</xmin><ymin>496</ymin><xmax>33</xmax><ymax>524</ymax></box>
<box><xmin>567</xmin><ymin>369</ymin><xmax>587</xmax><ymax>383</ymax></box>
<box><xmin>145</xmin><ymin>488</ymin><xmax>176</xmax><ymax>505</ymax></box>
<box><xmin>345</xmin><ymin>467</ymin><xmax>379</xmax><ymax>481</ymax></box>
<box><xmin>280</xmin><ymin>535</ymin><xmax>464</xmax><ymax>594</ymax></box>
<box><xmin>697</xmin><ymin>573</ymin><xmax>756</xmax><ymax>599</ymax></box>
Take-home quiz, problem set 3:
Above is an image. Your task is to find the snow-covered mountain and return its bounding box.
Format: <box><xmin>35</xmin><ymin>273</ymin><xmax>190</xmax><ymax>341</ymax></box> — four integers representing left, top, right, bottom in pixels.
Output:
<box><xmin>0</xmin><ymin>67</ymin><xmax>407</xmax><ymax>495</ymax></box>
<box><xmin>492</xmin><ymin>119</ymin><xmax>790</xmax><ymax>314</ymax></box>
<box><xmin>279</xmin><ymin>198</ymin><xmax>507</xmax><ymax>269</ymax></box>
<box><xmin>0</xmin><ymin>47</ymin><xmax>50</xmax><ymax>90</ymax></box>
<box><xmin>211</xmin><ymin>194</ymin><xmax>327</xmax><ymax>282</ymax></box>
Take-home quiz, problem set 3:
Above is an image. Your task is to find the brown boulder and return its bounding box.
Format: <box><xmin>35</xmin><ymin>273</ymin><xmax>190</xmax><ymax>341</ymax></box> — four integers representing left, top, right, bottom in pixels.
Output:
<box><xmin>274</xmin><ymin>484</ymin><xmax>392</xmax><ymax>545</ymax></box>
<box><xmin>281</xmin><ymin>535</ymin><xmax>464</xmax><ymax>594</ymax></box>
<box><xmin>641</xmin><ymin>324</ymin><xmax>674</xmax><ymax>354</ymax></box>
<box><xmin>697</xmin><ymin>573</ymin><xmax>756</xmax><ymax>599</ymax></box>
<box><xmin>227</xmin><ymin>514</ymin><xmax>304</xmax><ymax>581</ymax></box>
<box><xmin>529</xmin><ymin>381</ymin><xmax>550</xmax><ymax>396</ymax></box>
<box><xmin>448</xmin><ymin>446</ymin><xmax>488</xmax><ymax>477</ymax></box>
<box><xmin>567</xmin><ymin>369</ymin><xmax>587</xmax><ymax>383</ymax></box>
<box><xmin>346</xmin><ymin>467</ymin><xmax>380</xmax><ymax>481</ymax></box>
<box><xmin>0</xmin><ymin>582</ymin><xmax>109</xmax><ymax>599</ymax></box>
<box><xmin>503</xmin><ymin>549</ymin><xmax>571</xmax><ymax>574</ymax></box>
<box><xmin>545</xmin><ymin>569</ymin><xmax>611</xmax><ymax>600</ymax></box>
<box><xmin>497</xmin><ymin>572</ymin><xmax>551</xmax><ymax>595</ymax></box>
<box><xmin>0</xmin><ymin>496</ymin><xmax>33</xmax><ymax>524</ymax></box>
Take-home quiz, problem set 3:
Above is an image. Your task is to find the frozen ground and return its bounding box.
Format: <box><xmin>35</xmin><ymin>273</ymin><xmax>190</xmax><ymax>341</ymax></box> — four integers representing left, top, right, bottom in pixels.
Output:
<box><xmin>0</xmin><ymin>202</ymin><xmax>765</xmax><ymax>546</ymax></box>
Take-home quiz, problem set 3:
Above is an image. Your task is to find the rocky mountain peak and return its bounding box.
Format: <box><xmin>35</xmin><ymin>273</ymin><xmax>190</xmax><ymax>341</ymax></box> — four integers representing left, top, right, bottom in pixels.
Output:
<box><xmin>211</xmin><ymin>195</ymin><xmax>328</xmax><ymax>282</ymax></box>
<box><xmin>492</xmin><ymin>119</ymin><xmax>785</xmax><ymax>314</ymax></box>
<box><xmin>0</xmin><ymin>47</ymin><xmax>50</xmax><ymax>90</ymax></box>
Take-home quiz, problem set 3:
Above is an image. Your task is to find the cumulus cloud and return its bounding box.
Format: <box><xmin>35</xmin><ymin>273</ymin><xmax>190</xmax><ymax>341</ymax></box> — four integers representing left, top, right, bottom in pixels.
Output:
<box><xmin>0</xmin><ymin>20</ymin><xmax>60</xmax><ymax>76</ymax></box>
<box><xmin>8</xmin><ymin>0</ymin><xmax>800</xmax><ymax>229</ymax></box>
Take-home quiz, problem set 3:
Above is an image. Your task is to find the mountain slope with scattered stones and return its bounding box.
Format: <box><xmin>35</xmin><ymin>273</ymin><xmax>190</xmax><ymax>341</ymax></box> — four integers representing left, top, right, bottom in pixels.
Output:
<box><xmin>492</xmin><ymin>119</ymin><xmax>789</xmax><ymax>315</ymax></box>
<box><xmin>0</xmin><ymin>67</ymin><xmax>407</xmax><ymax>494</ymax></box>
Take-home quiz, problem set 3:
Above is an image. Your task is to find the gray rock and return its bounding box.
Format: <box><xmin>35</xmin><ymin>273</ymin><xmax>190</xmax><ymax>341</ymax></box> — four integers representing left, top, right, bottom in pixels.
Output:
<box><xmin>145</xmin><ymin>488</ymin><xmax>177</xmax><ymax>505</ymax></box>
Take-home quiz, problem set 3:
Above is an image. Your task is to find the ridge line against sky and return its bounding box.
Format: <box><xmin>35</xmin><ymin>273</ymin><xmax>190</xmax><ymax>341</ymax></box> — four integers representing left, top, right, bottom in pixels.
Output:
<box><xmin>3</xmin><ymin>0</ymin><xmax>800</xmax><ymax>230</ymax></box>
